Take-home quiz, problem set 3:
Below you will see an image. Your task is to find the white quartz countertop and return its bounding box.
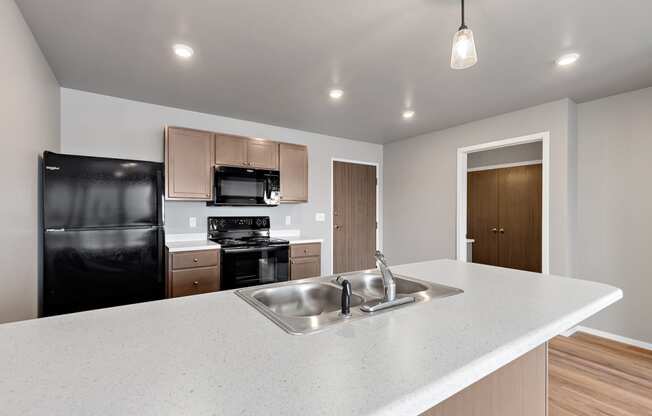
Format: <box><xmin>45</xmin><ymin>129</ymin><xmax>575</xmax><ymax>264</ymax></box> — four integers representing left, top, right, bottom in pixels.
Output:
<box><xmin>165</xmin><ymin>240</ymin><xmax>220</xmax><ymax>252</ymax></box>
<box><xmin>0</xmin><ymin>260</ymin><xmax>621</xmax><ymax>416</ymax></box>
<box><xmin>285</xmin><ymin>236</ymin><xmax>324</xmax><ymax>245</ymax></box>
<box><xmin>165</xmin><ymin>233</ymin><xmax>220</xmax><ymax>252</ymax></box>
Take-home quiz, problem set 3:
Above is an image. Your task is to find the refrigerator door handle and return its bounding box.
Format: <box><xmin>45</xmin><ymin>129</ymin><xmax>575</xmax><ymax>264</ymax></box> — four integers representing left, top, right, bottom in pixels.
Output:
<box><xmin>157</xmin><ymin>168</ymin><xmax>165</xmax><ymax>226</ymax></box>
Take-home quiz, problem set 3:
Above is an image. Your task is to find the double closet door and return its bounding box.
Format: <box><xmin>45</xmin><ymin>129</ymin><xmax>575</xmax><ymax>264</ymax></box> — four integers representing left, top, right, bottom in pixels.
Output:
<box><xmin>467</xmin><ymin>164</ymin><xmax>542</xmax><ymax>272</ymax></box>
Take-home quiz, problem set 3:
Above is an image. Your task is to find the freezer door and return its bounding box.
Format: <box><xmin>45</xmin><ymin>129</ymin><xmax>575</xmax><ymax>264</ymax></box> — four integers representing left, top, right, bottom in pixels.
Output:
<box><xmin>43</xmin><ymin>152</ymin><xmax>163</xmax><ymax>229</ymax></box>
<box><xmin>43</xmin><ymin>227</ymin><xmax>165</xmax><ymax>316</ymax></box>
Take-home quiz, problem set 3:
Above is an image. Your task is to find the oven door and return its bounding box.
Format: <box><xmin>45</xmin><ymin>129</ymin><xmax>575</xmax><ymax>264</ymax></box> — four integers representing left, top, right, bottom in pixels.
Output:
<box><xmin>221</xmin><ymin>245</ymin><xmax>289</xmax><ymax>290</ymax></box>
<box><xmin>213</xmin><ymin>166</ymin><xmax>279</xmax><ymax>206</ymax></box>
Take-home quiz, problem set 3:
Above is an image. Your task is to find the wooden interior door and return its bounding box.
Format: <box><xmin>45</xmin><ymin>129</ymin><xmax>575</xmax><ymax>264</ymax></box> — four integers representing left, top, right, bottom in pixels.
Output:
<box><xmin>467</xmin><ymin>164</ymin><xmax>542</xmax><ymax>272</ymax></box>
<box><xmin>467</xmin><ymin>170</ymin><xmax>499</xmax><ymax>266</ymax></box>
<box><xmin>333</xmin><ymin>161</ymin><xmax>377</xmax><ymax>274</ymax></box>
<box><xmin>498</xmin><ymin>165</ymin><xmax>542</xmax><ymax>272</ymax></box>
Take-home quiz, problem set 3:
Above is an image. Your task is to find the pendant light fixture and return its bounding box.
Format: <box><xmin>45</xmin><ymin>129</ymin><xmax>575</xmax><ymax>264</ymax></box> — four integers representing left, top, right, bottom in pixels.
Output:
<box><xmin>450</xmin><ymin>0</ymin><xmax>478</xmax><ymax>69</ymax></box>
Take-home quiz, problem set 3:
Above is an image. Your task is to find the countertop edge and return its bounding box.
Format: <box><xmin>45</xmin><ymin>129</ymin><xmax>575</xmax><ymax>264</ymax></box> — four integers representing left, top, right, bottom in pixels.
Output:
<box><xmin>165</xmin><ymin>242</ymin><xmax>221</xmax><ymax>252</ymax></box>
<box><xmin>288</xmin><ymin>238</ymin><xmax>324</xmax><ymax>245</ymax></box>
<box><xmin>376</xmin><ymin>287</ymin><xmax>623</xmax><ymax>416</ymax></box>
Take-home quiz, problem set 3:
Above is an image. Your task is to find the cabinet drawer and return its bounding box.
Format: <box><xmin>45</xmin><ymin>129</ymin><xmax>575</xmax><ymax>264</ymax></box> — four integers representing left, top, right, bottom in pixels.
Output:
<box><xmin>171</xmin><ymin>250</ymin><xmax>218</xmax><ymax>270</ymax></box>
<box><xmin>171</xmin><ymin>267</ymin><xmax>220</xmax><ymax>298</ymax></box>
<box><xmin>290</xmin><ymin>243</ymin><xmax>321</xmax><ymax>258</ymax></box>
<box><xmin>290</xmin><ymin>256</ymin><xmax>321</xmax><ymax>280</ymax></box>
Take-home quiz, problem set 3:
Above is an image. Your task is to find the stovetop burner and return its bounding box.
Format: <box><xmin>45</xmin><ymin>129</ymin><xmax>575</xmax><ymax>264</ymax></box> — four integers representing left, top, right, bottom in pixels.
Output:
<box><xmin>207</xmin><ymin>217</ymin><xmax>289</xmax><ymax>248</ymax></box>
<box><xmin>211</xmin><ymin>236</ymin><xmax>289</xmax><ymax>248</ymax></box>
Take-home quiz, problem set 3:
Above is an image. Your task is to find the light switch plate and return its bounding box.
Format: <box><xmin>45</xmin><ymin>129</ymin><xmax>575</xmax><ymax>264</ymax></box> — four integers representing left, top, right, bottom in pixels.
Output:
<box><xmin>189</xmin><ymin>217</ymin><xmax>197</xmax><ymax>228</ymax></box>
<box><xmin>285</xmin><ymin>216</ymin><xmax>292</xmax><ymax>225</ymax></box>
<box><xmin>315</xmin><ymin>213</ymin><xmax>326</xmax><ymax>222</ymax></box>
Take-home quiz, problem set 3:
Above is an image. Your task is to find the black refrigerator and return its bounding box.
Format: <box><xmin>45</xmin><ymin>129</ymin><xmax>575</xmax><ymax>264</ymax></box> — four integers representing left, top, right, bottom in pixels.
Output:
<box><xmin>42</xmin><ymin>151</ymin><xmax>165</xmax><ymax>316</ymax></box>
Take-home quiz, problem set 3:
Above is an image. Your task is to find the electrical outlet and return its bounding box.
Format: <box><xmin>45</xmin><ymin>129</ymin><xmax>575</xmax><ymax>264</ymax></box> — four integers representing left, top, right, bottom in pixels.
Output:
<box><xmin>285</xmin><ymin>216</ymin><xmax>292</xmax><ymax>225</ymax></box>
<box><xmin>315</xmin><ymin>213</ymin><xmax>326</xmax><ymax>222</ymax></box>
<box><xmin>189</xmin><ymin>217</ymin><xmax>197</xmax><ymax>228</ymax></box>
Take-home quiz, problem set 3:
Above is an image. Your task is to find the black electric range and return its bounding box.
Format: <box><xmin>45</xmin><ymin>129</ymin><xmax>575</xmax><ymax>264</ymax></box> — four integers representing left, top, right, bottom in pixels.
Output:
<box><xmin>208</xmin><ymin>216</ymin><xmax>289</xmax><ymax>290</ymax></box>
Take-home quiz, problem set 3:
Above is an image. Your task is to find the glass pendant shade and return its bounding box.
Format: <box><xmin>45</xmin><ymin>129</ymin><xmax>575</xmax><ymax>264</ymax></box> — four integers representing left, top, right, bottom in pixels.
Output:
<box><xmin>450</xmin><ymin>27</ymin><xmax>478</xmax><ymax>69</ymax></box>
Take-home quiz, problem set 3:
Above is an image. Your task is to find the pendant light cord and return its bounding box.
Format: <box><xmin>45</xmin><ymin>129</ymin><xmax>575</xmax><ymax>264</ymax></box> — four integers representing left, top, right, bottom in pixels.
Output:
<box><xmin>460</xmin><ymin>0</ymin><xmax>467</xmax><ymax>30</ymax></box>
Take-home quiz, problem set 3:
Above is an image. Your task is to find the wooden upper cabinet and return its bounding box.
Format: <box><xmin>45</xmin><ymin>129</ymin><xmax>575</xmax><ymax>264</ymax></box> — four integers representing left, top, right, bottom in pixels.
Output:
<box><xmin>214</xmin><ymin>134</ymin><xmax>247</xmax><ymax>167</ymax></box>
<box><xmin>247</xmin><ymin>140</ymin><xmax>279</xmax><ymax>169</ymax></box>
<box><xmin>165</xmin><ymin>127</ymin><xmax>214</xmax><ymax>200</ymax></box>
<box><xmin>165</xmin><ymin>127</ymin><xmax>307</xmax><ymax>203</ymax></box>
<box><xmin>279</xmin><ymin>143</ymin><xmax>308</xmax><ymax>202</ymax></box>
<box><xmin>214</xmin><ymin>134</ymin><xmax>278</xmax><ymax>169</ymax></box>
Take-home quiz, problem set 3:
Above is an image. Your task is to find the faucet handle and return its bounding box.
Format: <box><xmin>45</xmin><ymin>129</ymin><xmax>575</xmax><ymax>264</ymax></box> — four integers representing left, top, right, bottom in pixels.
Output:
<box><xmin>374</xmin><ymin>250</ymin><xmax>388</xmax><ymax>266</ymax></box>
<box><xmin>337</xmin><ymin>276</ymin><xmax>352</xmax><ymax>317</ymax></box>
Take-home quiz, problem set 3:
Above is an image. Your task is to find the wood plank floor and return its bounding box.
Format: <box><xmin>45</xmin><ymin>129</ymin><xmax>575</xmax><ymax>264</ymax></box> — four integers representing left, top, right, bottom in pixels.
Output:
<box><xmin>549</xmin><ymin>332</ymin><xmax>652</xmax><ymax>416</ymax></box>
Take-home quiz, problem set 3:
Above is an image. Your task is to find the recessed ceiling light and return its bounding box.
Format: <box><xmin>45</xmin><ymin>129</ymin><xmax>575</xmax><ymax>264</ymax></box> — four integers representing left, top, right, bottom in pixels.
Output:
<box><xmin>329</xmin><ymin>89</ymin><xmax>344</xmax><ymax>100</ymax></box>
<box><xmin>173</xmin><ymin>44</ymin><xmax>194</xmax><ymax>59</ymax></box>
<box><xmin>402</xmin><ymin>110</ymin><xmax>415</xmax><ymax>120</ymax></box>
<box><xmin>556</xmin><ymin>53</ymin><xmax>580</xmax><ymax>67</ymax></box>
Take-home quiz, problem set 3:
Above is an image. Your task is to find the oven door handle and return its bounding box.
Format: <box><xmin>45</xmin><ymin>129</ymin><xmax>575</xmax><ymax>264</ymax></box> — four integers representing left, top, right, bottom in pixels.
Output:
<box><xmin>222</xmin><ymin>246</ymin><xmax>288</xmax><ymax>254</ymax></box>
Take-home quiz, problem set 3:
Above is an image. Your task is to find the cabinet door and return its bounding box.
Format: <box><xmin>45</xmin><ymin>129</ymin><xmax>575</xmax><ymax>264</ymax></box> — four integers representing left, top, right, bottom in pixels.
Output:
<box><xmin>279</xmin><ymin>143</ymin><xmax>308</xmax><ymax>202</ymax></box>
<box><xmin>247</xmin><ymin>140</ymin><xmax>279</xmax><ymax>169</ymax></box>
<box><xmin>165</xmin><ymin>127</ymin><xmax>214</xmax><ymax>200</ymax></box>
<box><xmin>290</xmin><ymin>257</ymin><xmax>321</xmax><ymax>280</ymax></box>
<box><xmin>214</xmin><ymin>133</ymin><xmax>247</xmax><ymax>167</ymax></box>
<box><xmin>498</xmin><ymin>165</ymin><xmax>542</xmax><ymax>272</ymax></box>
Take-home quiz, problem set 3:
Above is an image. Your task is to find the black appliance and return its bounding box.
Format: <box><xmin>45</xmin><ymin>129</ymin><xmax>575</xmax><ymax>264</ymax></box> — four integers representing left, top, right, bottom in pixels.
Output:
<box><xmin>210</xmin><ymin>166</ymin><xmax>280</xmax><ymax>206</ymax></box>
<box><xmin>42</xmin><ymin>151</ymin><xmax>165</xmax><ymax>316</ymax></box>
<box><xmin>208</xmin><ymin>216</ymin><xmax>289</xmax><ymax>289</ymax></box>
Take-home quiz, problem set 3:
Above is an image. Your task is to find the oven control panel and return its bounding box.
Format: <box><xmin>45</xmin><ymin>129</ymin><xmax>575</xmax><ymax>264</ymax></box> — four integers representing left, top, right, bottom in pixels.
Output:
<box><xmin>208</xmin><ymin>216</ymin><xmax>270</xmax><ymax>232</ymax></box>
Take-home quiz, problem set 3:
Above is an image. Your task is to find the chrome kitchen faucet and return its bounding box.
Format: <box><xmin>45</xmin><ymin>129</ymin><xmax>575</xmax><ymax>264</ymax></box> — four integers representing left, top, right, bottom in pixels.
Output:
<box><xmin>360</xmin><ymin>251</ymin><xmax>416</xmax><ymax>312</ymax></box>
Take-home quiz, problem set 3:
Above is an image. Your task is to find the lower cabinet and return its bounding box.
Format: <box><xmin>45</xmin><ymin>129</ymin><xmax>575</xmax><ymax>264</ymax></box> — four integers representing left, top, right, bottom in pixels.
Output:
<box><xmin>422</xmin><ymin>344</ymin><xmax>547</xmax><ymax>416</ymax></box>
<box><xmin>166</xmin><ymin>249</ymin><xmax>221</xmax><ymax>298</ymax></box>
<box><xmin>289</xmin><ymin>243</ymin><xmax>321</xmax><ymax>280</ymax></box>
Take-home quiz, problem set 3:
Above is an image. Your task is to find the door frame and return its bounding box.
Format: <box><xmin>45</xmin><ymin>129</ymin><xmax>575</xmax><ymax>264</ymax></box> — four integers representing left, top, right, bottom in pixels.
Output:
<box><xmin>456</xmin><ymin>132</ymin><xmax>550</xmax><ymax>274</ymax></box>
<box><xmin>330</xmin><ymin>158</ymin><xmax>380</xmax><ymax>275</ymax></box>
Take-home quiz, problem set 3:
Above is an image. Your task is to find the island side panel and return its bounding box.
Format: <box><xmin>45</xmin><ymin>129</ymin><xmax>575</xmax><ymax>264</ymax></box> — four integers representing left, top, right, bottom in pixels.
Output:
<box><xmin>422</xmin><ymin>343</ymin><xmax>547</xmax><ymax>416</ymax></box>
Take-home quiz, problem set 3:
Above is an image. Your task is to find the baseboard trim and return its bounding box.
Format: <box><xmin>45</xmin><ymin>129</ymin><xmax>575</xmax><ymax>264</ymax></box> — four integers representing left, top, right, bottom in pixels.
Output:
<box><xmin>561</xmin><ymin>326</ymin><xmax>652</xmax><ymax>351</ymax></box>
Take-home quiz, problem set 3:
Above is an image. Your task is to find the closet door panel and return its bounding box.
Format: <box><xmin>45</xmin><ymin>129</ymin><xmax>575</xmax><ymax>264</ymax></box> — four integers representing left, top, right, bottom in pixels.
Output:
<box><xmin>498</xmin><ymin>165</ymin><xmax>542</xmax><ymax>272</ymax></box>
<box><xmin>467</xmin><ymin>170</ymin><xmax>499</xmax><ymax>266</ymax></box>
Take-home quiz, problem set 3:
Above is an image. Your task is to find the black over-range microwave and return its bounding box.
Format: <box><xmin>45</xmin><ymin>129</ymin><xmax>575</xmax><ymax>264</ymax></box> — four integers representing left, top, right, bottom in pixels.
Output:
<box><xmin>209</xmin><ymin>166</ymin><xmax>281</xmax><ymax>206</ymax></box>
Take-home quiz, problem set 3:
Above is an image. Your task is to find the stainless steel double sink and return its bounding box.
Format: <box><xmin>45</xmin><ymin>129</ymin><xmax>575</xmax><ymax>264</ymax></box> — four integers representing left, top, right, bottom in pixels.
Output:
<box><xmin>235</xmin><ymin>270</ymin><xmax>463</xmax><ymax>335</ymax></box>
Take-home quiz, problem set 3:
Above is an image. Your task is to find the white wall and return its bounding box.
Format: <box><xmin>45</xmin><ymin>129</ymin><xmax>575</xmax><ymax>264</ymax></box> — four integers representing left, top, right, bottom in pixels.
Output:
<box><xmin>0</xmin><ymin>0</ymin><xmax>60</xmax><ymax>323</ymax></box>
<box><xmin>60</xmin><ymin>88</ymin><xmax>383</xmax><ymax>276</ymax></box>
<box><xmin>468</xmin><ymin>142</ymin><xmax>542</xmax><ymax>169</ymax></box>
<box><xmin>575</xmin><ymin>87</ymin><xmax>652</xmax><ymax>343</ymax></box>
<box><xmin>384</xmin><ymin>99</ymin><xmax>576</xmax><ymax>276</ymax></box>
<box><xmin>385</xmin><ymin>88</ymin><xmax>652</xmax><ymax>344</ymax></box>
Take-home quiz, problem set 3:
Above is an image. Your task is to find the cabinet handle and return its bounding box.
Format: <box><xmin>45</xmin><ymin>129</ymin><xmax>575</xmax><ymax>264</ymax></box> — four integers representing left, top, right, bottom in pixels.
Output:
<box><xmin>193</xmin><ymin>281</ymin><xmax>199</xmax><ymax>286</ymax></box>
<box><xmin>491</xmin><ymin>227</ymin><xmax>497</xmax><ymax>233</ymax></box>
<box><xmin>334</xmin><ymin>225</ymin><xmax>341</xmax><ymax>230</ymax></box>
<box><xmin>499</xmin><ymin>228</ymin><xmax>505</xmax><ymax>234</ymax></box>
<box><xmin>193</xmin><ymin>258</ymin><xmax>199</xmax><ymax>263</ymax></box>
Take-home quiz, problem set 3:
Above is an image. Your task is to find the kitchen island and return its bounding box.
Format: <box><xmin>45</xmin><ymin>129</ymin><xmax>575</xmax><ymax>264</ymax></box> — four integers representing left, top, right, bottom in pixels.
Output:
<box><xmin>0</xmin><ymin>260</ymin><xmax>621</xmax><ymax>415</ymax></box>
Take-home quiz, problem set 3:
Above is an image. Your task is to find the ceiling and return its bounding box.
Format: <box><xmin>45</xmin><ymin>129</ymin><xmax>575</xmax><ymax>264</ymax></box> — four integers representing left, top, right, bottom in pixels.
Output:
<box><xmin>16</xmin><ymin>0</ymin><xmax>652</xmax><ymax>144</ymax></box>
